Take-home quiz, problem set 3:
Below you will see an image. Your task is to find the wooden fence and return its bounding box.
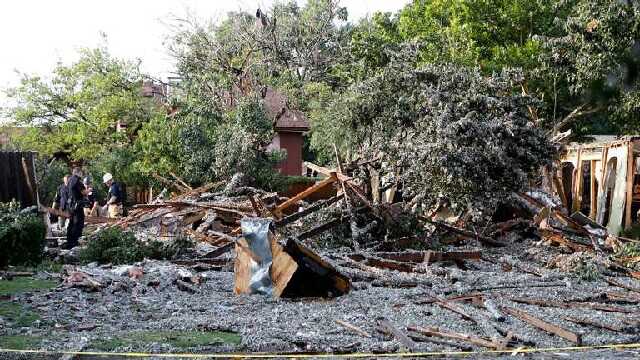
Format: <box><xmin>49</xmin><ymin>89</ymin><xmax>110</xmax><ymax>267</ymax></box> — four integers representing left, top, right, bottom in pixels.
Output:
<box><xmin>0</xmin><ymin>151</ymin><xmax>38</xmax><ymax>207</ymax></box>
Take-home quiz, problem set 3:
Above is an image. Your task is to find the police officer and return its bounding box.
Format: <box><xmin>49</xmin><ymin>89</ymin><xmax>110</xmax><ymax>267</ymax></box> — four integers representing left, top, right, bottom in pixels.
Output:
<box><xmin>83</xmin><ymin>176</ymin><xmax>98</xmax><ymax>217</ymax></box>
<box><xmin>52</xmin><ymin>175</ymin><xmax>70</xmax><ymax>231</ymax></box>
<box><xmin>65</xmin><ymin>167</ymin><xmax>87</xmax><ymax>249</ymax></box>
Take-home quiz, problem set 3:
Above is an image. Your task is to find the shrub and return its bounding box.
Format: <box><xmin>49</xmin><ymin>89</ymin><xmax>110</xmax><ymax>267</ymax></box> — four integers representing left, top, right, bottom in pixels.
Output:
<box><xmin>0</xmin><ymin>201</ymin><xmax>46</xmax><ymax>268</ymax></box>
<box><xmin>80</xmin><ymin>227</ymin><xmax>194</xmax><ymax>265</ymax></box>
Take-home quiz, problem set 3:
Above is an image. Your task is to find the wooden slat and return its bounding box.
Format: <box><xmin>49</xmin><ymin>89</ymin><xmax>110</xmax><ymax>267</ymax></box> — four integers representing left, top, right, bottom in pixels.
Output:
<box><xmin>501</xmin><ymin>306</ymin><xmax>582</xmax><ymax>344</ymax></box>
<box><xmin>590</xmin><ymin>159</ymin><xmax>598</xmax><ymax>220</ymax></box>
<box><xmin>304</xmin><ymin>162</ymin><xmax>351</xmax><ymax>182</ymax></box>
<box><xmin>572</xmin><ymin>148</ymin><xmax>583</xmax><ymax>212</ymax></box>
<box><xmin>335</xmin><ymin>319</ymin><xmax>371</xmax><ymax>338</ymax></box>
<box><xmin>625</xmin><ymin>141</ymin><xmax>634</xmax><ymax>229</ymax></box>
<box><xmin>378</xmin><ymin>319</ymin><xmax>418</xmax><ymax>351</ymax></box>
<box><xmin>509</xmin><ymin>297</ymin><xmax>634</xmax><ymax>313</ymax></box>
<box><xmin>407</xmin><ymin>326</ymin><xmax>499</xmax><ymax>349</ymax></box>
<box><xmin>270</xmin><ymin>238</ymin><xmax>298</xmax><ymax>298</ymax></box>
<box><xmin>274</xmin><ymin>174</ymin><xmax>337</xmax><ymax>217</ymax></box>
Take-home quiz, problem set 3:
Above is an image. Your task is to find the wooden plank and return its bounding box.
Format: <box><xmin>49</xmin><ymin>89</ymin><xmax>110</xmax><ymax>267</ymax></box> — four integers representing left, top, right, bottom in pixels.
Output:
<box><xmin>625</xmin><ymin>141</ymin><xmax>634</xmax><ymax>229</ymax></box>
<box><xmin>604</xmin><ymin>277</ymin><xmax>640</xmax><ymax>294</ymax></box>
<box><xmin>572</xmin><ymin>147</ymin><xmax>583</xmax><ymax>212</ymax></box>
<box><xmin>564</xmin><ymin>316</ymin><xmax>622</xmax><ymax>332</ymax></box>
<box><xmin>274</xmin><ymin>174</ymin><xmax>337</xmax><ymax>217</ymax></box>
<box><xmin>335</xmin><ymin>319</ymin><xmax>371</xmax><ymax>338</ymax></box>
<box><xmin>233</xmin><ymin>238</ymin><xmax>255</xmax><ymax>295</ymax></box>
<box><xmin>552</xmin><ymin>174</ymin><xmax>569</xmax><ymax>210</ymax></box>
<box><xmin>407</xmin><ymin>326</ymin><xmax>499</xmax><ymax>349</ymax></box>
<box><xmin>304</xmin><ymin>162</ymin><xmax>351</xmax><ymax>182</ymax></box>
<box><xmin>297</xmin><ymin>215</ymin><xmax>346</xmax><ymax>240</ymax></box>
<box><xmin>270</xmin><ymin>238</ymin><xmax>298</xmax><ymax>298</ymax></box>
<box><xmin>418</xmin><ymin>216</ymin><xmax>506</xmax><ymax>247</ymax></box>
<box><xmin>274</xmin><ymin>194</ymin><xmax>343</xmax><ymax>227</ymax></box>
<box><xmin>431</xmin><ymin>298</ymin><xmax>477</xmax><ymax>324</ymax></box>
<box><xmin>169</xmin><ymin>171</ymin><xmax>193</xmax><ymax>191</ymax></box>
<box><xmin>590</xmin><ymin>160</ymin><xmax>598</xmax><ymax>220</ymax></box>
<box><xmin>373</xmin><ymin>251</ymin><xmax>481</xmax><ymax>263</ymax></box>
<box><xmin>509</xmin><ymin>297</ymin><xmax>634</xmax><ymax>313</ymax></box>
<box><xmin>501</xmin><ymin>306</ymin><xmax>581</xmax><ymax>344</ymax></box>
<box><xmin>364</xmin><ymin>258</ymin><xmax>415</xmax><ymax>273</ymax></box>
<box><xmin>378</xmin><ymin>319</ymin><xmax>418</xmax><ymax>351</ymax></box>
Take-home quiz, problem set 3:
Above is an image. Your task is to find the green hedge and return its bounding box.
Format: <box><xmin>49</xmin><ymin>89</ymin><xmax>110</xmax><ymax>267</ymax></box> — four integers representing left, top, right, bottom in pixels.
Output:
<box><xmin>80</xmin><ymin>227</ymin><xmax>193</xmax><ymax>265</ymax></box>
<box><xmin>0</xmin><ymin>202</ymin><xmax>46</xmax><ymax>268</ymax></box>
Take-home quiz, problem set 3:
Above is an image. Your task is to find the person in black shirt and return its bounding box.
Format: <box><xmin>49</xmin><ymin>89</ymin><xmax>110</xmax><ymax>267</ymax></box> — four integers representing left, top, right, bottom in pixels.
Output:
<box><xmin>52</xmin><ymin>175</ymin><xmax>69</xmax><ymax>231</ymax></box>
<box><xmin>65</xmin><ymin>167</ymin><xmax>87</xmax><ymax>249</ymax></box>
<box><xmin>83</xmin><ymin>176</ymin><xmax>98</xmax><ymax>217</ymax></box>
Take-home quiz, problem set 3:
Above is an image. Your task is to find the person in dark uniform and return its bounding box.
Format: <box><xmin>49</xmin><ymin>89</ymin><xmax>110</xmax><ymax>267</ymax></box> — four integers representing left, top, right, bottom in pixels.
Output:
<box><xmin>65</xmin><ymin>167</ymin><xmax>87</xmax><ymax>249</ymax></box>
<box><xmin>83</xmin><ymin>176</ymin><xmax>98</xmax><ymax>217</ymax></box>
<box><xmin>52</xmin><ymin>175</ymin><xmax>70</xmax><ymax>230</ymax></box>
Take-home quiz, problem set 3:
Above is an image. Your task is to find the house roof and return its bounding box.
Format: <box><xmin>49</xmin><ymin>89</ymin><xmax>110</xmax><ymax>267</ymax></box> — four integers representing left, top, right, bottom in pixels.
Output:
<box><xmin>275</xmin><ymin>109</ymin><xmax>310</xmax><ymax>132</ymax></box>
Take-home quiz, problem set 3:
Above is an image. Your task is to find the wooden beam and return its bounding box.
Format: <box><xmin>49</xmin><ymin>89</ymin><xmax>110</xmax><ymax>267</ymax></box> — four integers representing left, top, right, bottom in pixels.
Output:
<box><xmin>604</xmin><ymin>277</ymin><xmax>640</xmax><ymax>294</ymax></box>
<box><xmin>378</xmin><ymin>319</ymin><xmax>418</xmax><ymax>351</ymax></box>
<box><xmin>275</xmin><ymin>194</ymin><xmax>343</xmax><ymax>227</ymax></box>
<box><xmin>418</xmin><ymin>216</ymin><xmax>506</xmax><ymax>247</ymax></box>
<box><xmin>335</xmin><ymin>319</ymin><xmax>371</xmax><ymax>338</ymax></box>
<box><xmin>572</xmin><ymin>147</ymin><xmax>583</xmax><ymax>212</ymax></box>
<box><xmin>501</xmin><ymin>307</ymin><xmax>581</xmax><ymax>344</ymax></box>
<box><xmin>373</xmin><ymin>251</ymin><xmax>481</xmax><ymax>263</ymax></box>
<box><xmin>590</xmin><ymin>160</ymin><xmax>598</xmax><ymax>220</ymax></box>
<box><xmin>509</xmin><ymin>297</ymin><xmax>633</xmax><ymax>313</ymax></box>
<box><xmin>304</xmin><ymin>162</ymin><xmax>351</xmax><ymax>182</ymax></box>
<box><xmin>170</xmin><ymin>172</ymin><xmax>193</xmax><ymax>191</ymax></box>
<box><xmin>364</xmin><ymin>258</ymin><xmax>415</xmax><ymax>273</ymax></box>
<box><xmin>274</xmin><ymin>174</ymin><xmax>337</xmax><ymax>217</ymax></box>
<box><xmin>552</xmin><ymin>174</ymin><xmax>569</xmax><ymax>211</ymax></box>
<box><xmin>407</xmin><ymin>326</ymin><xmax>499</xmax><ymax>349</ymax></box>
<box><xmin>625</xmin><ymin>141</ymin><xmax>634</xmax><ymax>229</ymax></box>
<box><xmin>564</xmin><ymin>316</ymin><xmax>622</xmax><ymax>332</ymax></box>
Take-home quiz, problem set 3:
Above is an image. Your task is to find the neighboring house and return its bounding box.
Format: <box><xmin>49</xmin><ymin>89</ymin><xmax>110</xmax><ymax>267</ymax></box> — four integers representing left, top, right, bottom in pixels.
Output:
<box><xmin>150</xmin><ymin>76</ymin><xmax>310</xmax><ymax>176</ymax></box>
<box><xmin>262</xmin><ymin>87</ymin><xmax>310</xmax><ymax>176</ymax></box>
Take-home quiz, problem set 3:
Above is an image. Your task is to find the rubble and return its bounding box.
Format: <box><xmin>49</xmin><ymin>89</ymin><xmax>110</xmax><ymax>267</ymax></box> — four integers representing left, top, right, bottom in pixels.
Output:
<box><xmin>12</xmin><ymin>153</ymin><xmax>640</xmax><ymax>356</ymax></box>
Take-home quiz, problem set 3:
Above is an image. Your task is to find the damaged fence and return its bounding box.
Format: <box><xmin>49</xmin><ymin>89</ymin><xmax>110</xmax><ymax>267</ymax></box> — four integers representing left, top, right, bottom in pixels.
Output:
<box><xmin>0</xmin><ymin>151</ymin><xmax>38</xmax><ymax>207</ymax></box>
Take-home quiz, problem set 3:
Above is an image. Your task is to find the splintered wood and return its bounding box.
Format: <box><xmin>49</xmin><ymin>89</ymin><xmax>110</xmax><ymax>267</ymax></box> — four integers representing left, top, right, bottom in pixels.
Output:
<box><xmin>234</xmin><ymin>222</ymin><xmax>350</xmax><ymax>298</ymax></box>
<box><xmin>501</xmin><ymin>306</ymin><xmax>582</xmax><ymax>344</ymax></box>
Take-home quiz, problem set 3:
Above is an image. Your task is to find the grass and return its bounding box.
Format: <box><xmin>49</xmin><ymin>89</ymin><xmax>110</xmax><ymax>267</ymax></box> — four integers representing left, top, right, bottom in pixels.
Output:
<box><xmin>90</xmin><ymin>330</ymin><xmax>242</xmax><ymax>351</ymax></box>
<box><xmin>0</xmin><ymin>301</ymin><xmax>41</xmax><ymax>327</ymax></box>
<box><xmin>8</xmin><ymin>260</ymin><xmax>63</xmax><ymax>274</ymax></box>
<box><xmin>0</xmin><ymin>335</ymin><xmax>43</xmax><ymax>350</ymax></box>
<box><xmin>0</xmin><ymin>277</ymin><xmax>57</xmax><ymax>296</ymax></box>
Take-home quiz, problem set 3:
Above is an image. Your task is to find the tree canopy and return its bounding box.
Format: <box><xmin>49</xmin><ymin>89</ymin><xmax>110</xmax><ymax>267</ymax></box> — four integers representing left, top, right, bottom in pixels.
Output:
<box><xmin>4</xmin><ymin>0</ymin><xmax>639</xmax><ymax>209</ymax></box>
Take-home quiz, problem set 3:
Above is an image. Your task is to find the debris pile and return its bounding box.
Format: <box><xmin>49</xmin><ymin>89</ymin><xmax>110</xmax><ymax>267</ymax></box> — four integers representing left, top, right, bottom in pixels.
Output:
<box><xmin>27</xmin><ymin>153</ymin><xmax>640</xmax><ymax>354</ymax></box>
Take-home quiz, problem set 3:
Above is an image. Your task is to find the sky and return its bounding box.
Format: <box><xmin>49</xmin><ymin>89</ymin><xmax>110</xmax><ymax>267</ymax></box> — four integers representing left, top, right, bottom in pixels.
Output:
<box><xmin>0</xmin><ymin>0</ymin><xmax>409</xmax><ymax>97</ymax></box>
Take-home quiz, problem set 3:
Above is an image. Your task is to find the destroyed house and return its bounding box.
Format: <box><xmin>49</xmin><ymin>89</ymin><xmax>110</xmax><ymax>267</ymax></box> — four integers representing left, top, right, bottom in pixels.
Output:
<box><xmin>558</xmin><ymin>135</ymin><xmax>640</xmax><ymax>235</ymax></box>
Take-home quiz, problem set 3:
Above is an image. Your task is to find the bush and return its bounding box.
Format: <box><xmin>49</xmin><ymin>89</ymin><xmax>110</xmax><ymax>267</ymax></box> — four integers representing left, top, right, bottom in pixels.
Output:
<box><xmin>80</xmin><ymin>227</ymin><xmax>194</xmax><ymax>265</ymax></box>
<box><xmin>0</xmin><ymin>202</ymin><xmax>46</xmax><ymax>268</ymax></box>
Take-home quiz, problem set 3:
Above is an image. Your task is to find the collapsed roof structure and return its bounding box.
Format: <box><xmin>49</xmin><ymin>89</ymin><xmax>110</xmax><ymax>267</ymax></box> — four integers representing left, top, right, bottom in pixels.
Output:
<box><xmin>557</xmin><ymin>136</ymin><xmax>640</xmax><ymax>235</ymax></box>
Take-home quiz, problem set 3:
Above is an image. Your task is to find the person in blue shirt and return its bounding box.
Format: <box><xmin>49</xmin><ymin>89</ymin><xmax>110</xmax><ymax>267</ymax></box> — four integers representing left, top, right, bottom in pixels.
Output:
<box><xmin>102</xmin><ymin>173</ymin><xmax>124</xmax><ymax>218</ymax></box>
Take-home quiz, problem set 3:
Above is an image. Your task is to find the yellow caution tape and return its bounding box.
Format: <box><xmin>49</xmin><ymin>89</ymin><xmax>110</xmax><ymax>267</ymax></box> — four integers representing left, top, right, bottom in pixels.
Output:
<box><xmin>1</xmin><ymin>343</ymin><xmax>640</xmax><ymax>358</ymax></box>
